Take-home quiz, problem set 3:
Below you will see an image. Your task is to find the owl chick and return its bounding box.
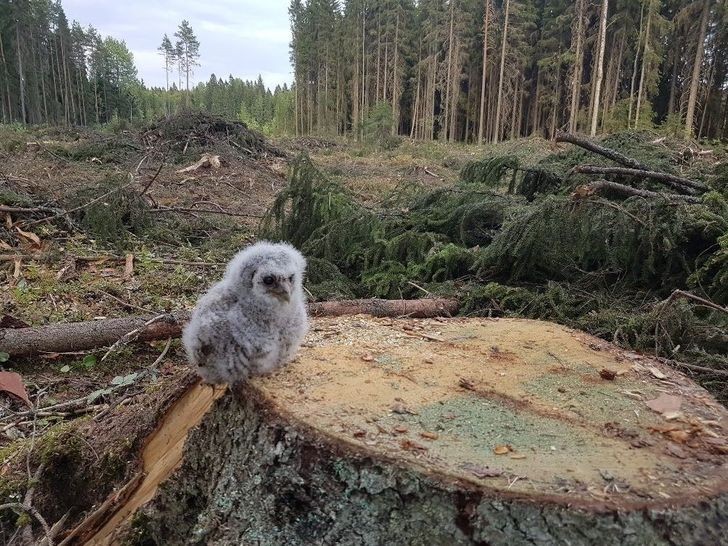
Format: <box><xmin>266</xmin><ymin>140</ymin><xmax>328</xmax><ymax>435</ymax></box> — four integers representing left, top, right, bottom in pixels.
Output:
<box><xmin>182</xmin><ymin>241</ymin><xmax>308</xmax><ymax>384</ymax></box>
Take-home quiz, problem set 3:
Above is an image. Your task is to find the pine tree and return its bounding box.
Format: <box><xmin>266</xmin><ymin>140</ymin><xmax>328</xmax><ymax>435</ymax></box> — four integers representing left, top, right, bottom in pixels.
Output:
<box><xmin>174</xmin><ymin>20</ymin><xmax>200</xmax><ymax>100</ymax></box>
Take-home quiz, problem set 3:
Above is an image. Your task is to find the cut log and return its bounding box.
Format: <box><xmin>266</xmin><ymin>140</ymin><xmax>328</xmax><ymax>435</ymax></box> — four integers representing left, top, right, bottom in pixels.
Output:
<box><xmin>556</xmin><ymin>131</ymin><xmax>651</xmax><ymax>170</ymax></box>
<box><xmin>0</xmin><ymin>299</ymin><xmax>459</xmax><ymax>357</ymax></box>
<box><xmin>78</xmin><ymin>317</ymin><xmax>727</xmax><ymax>545</ymax></box>
<box><xmin>571</xmin><ymin>165</ymin><xmax>706</xmax><ymax>194</ymax></box>
<box><xmin>573</xmin><ymin>180</ymin><xmax>701</xmax><ymax>204</ymax></box>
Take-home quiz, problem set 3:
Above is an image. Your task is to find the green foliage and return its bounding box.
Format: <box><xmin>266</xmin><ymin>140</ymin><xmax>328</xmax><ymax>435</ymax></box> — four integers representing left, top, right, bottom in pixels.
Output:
<box><xmin>361</xmin><ymin>103</ymin><xmax>400</xmax><ymax>150</ymax></box>
<box><xmin>260</xmin><ymin>139</ymin><xmax>728</xmax><ymax>398</ymax></box>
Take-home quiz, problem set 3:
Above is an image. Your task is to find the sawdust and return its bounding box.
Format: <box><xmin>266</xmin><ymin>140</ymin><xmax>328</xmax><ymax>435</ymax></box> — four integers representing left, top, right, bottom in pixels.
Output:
<box><xmin>259</xmin><ymin>316</ymin><xmax>728</xmax><ymax>507</ymax></box>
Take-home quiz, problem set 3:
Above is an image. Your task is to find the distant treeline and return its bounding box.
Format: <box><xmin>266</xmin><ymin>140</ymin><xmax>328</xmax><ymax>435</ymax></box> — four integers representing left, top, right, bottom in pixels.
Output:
<box><xmin>0</xmin><ymin>1</ymin><xmax>293</xmax><ymax>133</ymax></box>
<box><xmin>289</xmin><ymin>0</ymin><xmax>728</xmax><ymax>141</ymax></box>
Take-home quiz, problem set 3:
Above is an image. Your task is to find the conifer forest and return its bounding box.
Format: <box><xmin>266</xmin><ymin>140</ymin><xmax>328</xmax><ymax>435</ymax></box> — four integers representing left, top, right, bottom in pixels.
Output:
<box><xmin>1</xmin><ymin>1</ymin><xmax>728</xmax><ymax>545</ymax></box>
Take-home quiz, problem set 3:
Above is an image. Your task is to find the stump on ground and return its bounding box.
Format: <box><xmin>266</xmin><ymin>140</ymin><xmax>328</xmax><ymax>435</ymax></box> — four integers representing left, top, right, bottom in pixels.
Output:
<box><xmin>85</xmin><ymin>317</ymin><xmax>727</xmax><ymax>545</ymax></box>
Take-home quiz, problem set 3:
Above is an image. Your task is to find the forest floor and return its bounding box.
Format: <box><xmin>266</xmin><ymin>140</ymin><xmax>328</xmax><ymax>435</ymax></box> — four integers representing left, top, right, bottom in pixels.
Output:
<box><xmin>0</xmin><ymin>116</ymin><xmax>726</xmax><ymax>543</ymax></box>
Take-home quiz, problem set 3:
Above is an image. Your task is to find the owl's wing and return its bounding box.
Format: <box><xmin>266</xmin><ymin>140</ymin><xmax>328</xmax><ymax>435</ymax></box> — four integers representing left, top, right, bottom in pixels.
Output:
<box><xmin>226</xmin><ymin>308</ymin><xmax>273</xmax><ymax>363</ymax></box>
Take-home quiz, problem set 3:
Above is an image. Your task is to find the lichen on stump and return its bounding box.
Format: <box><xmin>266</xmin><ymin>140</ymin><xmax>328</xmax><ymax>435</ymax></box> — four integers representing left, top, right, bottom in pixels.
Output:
<box><xmin>101</xmin><ymin>317</ymin><xmax>727</xmax><ymax>545</ymax></box>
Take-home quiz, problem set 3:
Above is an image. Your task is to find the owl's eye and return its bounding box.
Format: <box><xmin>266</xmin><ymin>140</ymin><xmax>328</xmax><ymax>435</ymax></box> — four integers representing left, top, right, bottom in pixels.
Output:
<box><xmin>263</xmin><ymin>275</ymin><xmax>275</xmax><ymax>286</ymax></box>
<box><xmin>288</xmin><ymin>275</ymin><xmax>294</xmax><ymax>282</ymax></box>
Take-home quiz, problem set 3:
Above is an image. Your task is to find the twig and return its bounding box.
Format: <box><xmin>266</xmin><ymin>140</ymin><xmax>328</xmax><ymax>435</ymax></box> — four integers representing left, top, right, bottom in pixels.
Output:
<box><xmin>149</xmin><ymin>206</ymin><xmax>264</xmax><ymax>218</ymax></box>
<box><xmin>138</xmin><ymin>158</ymin><xmax>166</xmax><ymax>198</ymax></box>
<box><xmin>407</xmin><ymin>281</ymin><xmax>434</xmax><ymax>297</ymax></box>
<box><xmin>0</xmin><ymin>205</ymin><xmax>58</xmax><ymax>215</ymax></box>
<box><xmin>423</xmin><ymin>167</ymin><xmax>442</xmax><ymax>180</ymax></box>
<box><xmin>101</xmin><ymin>314</ymin><xmax>169</xmax><ymax>362</ymax></box>
<box><xmin>588</xmin><ymin>198</ymin><xmax>646</xmax><ymax>226</ymax></box>
<box><xmin>97</xmin><ymin>289</ymin><xmax>157</xmax><ymax>314</ymax></box>
<box><xmin>0</xmin><ymin>503</ymin><xmax>54</xmax><ymax>546</ymax></box>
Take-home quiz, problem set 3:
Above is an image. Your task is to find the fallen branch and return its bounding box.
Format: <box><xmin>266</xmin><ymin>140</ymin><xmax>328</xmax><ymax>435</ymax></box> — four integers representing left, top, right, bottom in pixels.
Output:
<box><xmin>555</xmin><ymin>131</ymin><xmax>652</xmax><ymax>171</ymax></box>
<box><xmin>0</xmin><ymin>254</ymin><xmax>226</xmax><ymax>268</ymax></box>
<box><xmin>149</xmin><ymin>206</ymin><xmax>264</xmax><ymax>219</ymax></box>
<box><xmin>0</xmin><ymin>503</ymin><xmax>54</xmax><ymax>546</ymax></box>
<box><xmin>0</xmin><ymin>299</ymin><xmax>459</xmax><ymax>357</ymax></box>
<box><xmin>571</xmin><ymin>165</ymin><xmax>706</xmax><ymax>194</ymax></box>
<box><xmin>0</xmin><ymin>205</ymin><xmax>59</xmax><ymax>215</ymax></box>
<box><xmin>665</xmin><ymin>289</ymin><xmax>727</xmax><ymax>314</ymax></box>
<box><xmin>574</xmin><ymin>180</ymin><xmax>700</xmax><ymax>204</ymax></box>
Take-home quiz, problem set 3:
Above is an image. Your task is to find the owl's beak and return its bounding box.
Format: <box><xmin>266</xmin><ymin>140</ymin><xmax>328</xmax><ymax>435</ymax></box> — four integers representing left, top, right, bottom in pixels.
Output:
<box><xmin>271</xmin><ymin>278</ymin><xmax>291</xmax><ymax>302</ymax></box>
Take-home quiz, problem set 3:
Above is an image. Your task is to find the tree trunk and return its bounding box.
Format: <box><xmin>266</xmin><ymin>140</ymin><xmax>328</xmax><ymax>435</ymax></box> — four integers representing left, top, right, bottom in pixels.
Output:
<box><xmin>568</xmin><ymin>0</ymin><xmax>585</xmax><ymax>133</ymax></box>
<box><xmin>556</xmin><ymin>130</ymin><xmax>652</xmax><ymax>171</ymax></box>
<box><xmin>444</xmin><ymin>0</ymin><xmax>456</xmax><ymax>141</ymax></box>
<box><xmin>478</xmin><ymin>0</ymin><xmax>491</xmax><ymax>143</ymax></box>
<box><xmin>75</xmin><ymin>317</ymin><xmax>728</xmax><ymax>545</ymax></box>
<box><xmin>590</xmin><ymin>0</ymin><xmax>608</xmax><ymax>136</ymax></box>
<box><xmin>391</xmin><ymin>11</ymin><xmax>399</xmax><ymax>135</ymax></box>
<box><xmin>571</xmin><ymin>165</ymin><xmax>706</xmax><ymax>193</ymax></box>
<box><xmin>628</xmin><ymin>1</ymin><xmax>645</xmax><ymax>127</ymax></box>
<box><xmin>493</xmin><ymin>0</ymin><xmax>510</xmax><ymax>143</ymax></box>
<box><xmin>685</xmin><ymin>0</ymin><xmax>711</xmax><ymax>138</ymax></box>
<box><xmin>635</xmin><ymin>2</ymin><xmax>651</xmax><ymax>126</ymax></box>
<box><xmin>576</xmin><ymin>179</ymin><xmax>701</xmax><ymax>203</ymax></box>
<box><xmin>15</xmin><ymin>21</ymin><xmax>27</xmax><ymax>124</ymax></box>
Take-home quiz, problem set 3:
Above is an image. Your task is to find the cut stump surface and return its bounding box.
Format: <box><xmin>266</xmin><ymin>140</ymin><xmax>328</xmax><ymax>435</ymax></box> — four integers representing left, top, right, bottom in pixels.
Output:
<box><xmin>87</xmin><ymin>317</ymin><xmax>728</xmax><ymax>545</ymax></box>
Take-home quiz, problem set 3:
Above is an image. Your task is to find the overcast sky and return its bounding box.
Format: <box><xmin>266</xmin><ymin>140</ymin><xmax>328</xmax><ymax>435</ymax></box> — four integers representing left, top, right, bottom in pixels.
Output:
<box><xmin>63</xmin><ymin>0</ymin><xmax>293</xmax><ymax>90</ymax></box>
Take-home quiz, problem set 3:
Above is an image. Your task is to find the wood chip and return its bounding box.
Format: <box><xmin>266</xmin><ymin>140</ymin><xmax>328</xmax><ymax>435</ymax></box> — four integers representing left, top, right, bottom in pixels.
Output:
<box><xmin>648</xmin><ymin>366</ymin><xmax>667</xmax><ymax>380</ymax></box>
<box><xmin>646</xmin><ymin>394</ymin><xmax>683</xmax><ymax>415</ymax></box>
<box><xmin>400</xmin><ymin>439</ymin><xmax>428</xmax><ymax>452</ymax></box>
<box><xmin>494</xmin><ymin>445</ymin><xmax>511</xmax><ymax>455</ymax></box>
<box><xmin>420</xmin><ymin>431</ymin><xmax>439</xmax><ymax>440</ymax></box>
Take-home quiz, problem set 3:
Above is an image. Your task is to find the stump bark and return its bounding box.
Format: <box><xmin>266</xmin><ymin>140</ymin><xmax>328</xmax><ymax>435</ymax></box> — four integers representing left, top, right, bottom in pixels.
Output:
<box><xmin>83</xmin><ymin>317</ymin><xmax>728</xmax><ymax>545</ymax></box>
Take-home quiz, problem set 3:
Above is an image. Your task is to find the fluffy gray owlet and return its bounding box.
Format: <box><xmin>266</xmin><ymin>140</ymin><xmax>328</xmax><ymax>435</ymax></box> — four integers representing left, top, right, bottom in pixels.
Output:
<box><xmin>182</xmin><ymin>241</ymin><xmax>309</xmax><ymax>384</ymax></box>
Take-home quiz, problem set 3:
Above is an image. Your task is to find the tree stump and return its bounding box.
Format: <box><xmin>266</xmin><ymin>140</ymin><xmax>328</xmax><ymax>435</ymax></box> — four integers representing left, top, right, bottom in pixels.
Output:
<box><xmin>88</xmin><ymin>317</ymin><xmax>727</xmax><ymax>545</ymax></box>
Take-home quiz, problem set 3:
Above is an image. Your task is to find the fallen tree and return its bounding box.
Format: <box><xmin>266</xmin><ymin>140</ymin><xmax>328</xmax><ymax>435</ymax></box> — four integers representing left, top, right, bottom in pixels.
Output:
<box><xmin>66</xmin><ymin>316</ymin><xmax>728</xmax><ymax>545</ymax></box>
<box><xmin>571</xmin><ymin>165</ymin><xmax>705</xmax><ymax>194</ymax></box>
<box><xmin>573</xmin><ymin>180</ymin><xmax>701</xmax><ymax>203</ymax></box>
<box><xmin>0</xmin><ymin>298</ymin><xmax>459</xmax><ymax>357</ymax></box>
<box><xmin>555</xmin><ymin>131</ymin><xmax>708</xmax><ymax>192</ymax></box>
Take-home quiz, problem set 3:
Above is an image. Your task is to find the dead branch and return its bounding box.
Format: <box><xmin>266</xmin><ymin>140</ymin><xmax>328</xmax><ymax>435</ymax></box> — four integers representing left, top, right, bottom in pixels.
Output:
<box><xmin>555</xmin><ymin>131</ymin><xmax>652</xmax><ymax>171</ymax></box>
<box><xmin>138</xmin><ymin>159</ymin><xmax>165</xmax><ymax>198</ymax></box>
<box><xmin>666</xmin><ymin>289</ymin><xmax>727</xmax><ymax>314</ymax></box>
<box><xmin>0</xmin><ymin>299</ymin><xmax>459</xmax><ymax>357</ymax></box>
<box><xmin>575</xmin><ymin>180</ymin><xmax>700</xmax><ymax>204</ymax></box>
<box><xmin>0</xmin><ymin>503</ymin><xmax>54</xmax><ymax>546</ymax></box>
<box><xmin>1</xmin><ymin>254</ymin><xmax>226</xmax><ymax>268</ymax></box>
<box><xmin>0</xmin><ymin>205</ymin><xmax>59</xmax><ymax>215</ymax></box>
<box><xmin>571</xmin><ymin>165</ymin><xmax>706</xmax><ymax>194</ymax></box>
<box><xmin>149</xmin><ymin>206</ymin><xmax>264</xmax><ymax>219</ymax></box>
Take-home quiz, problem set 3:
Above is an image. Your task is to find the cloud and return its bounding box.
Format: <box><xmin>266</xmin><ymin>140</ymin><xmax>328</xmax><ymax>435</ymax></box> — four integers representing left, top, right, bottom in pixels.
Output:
<box><xmin>62</xmin><ymin>0</ymin><xmax>292</xmax><ymax>89</ymax></box>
